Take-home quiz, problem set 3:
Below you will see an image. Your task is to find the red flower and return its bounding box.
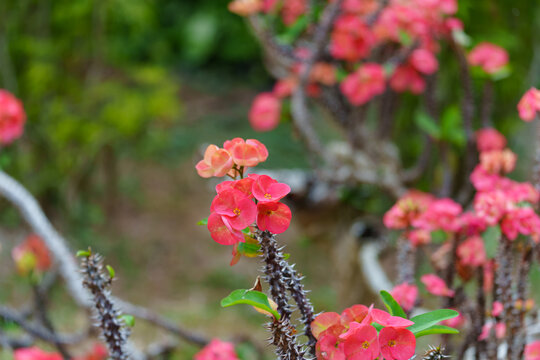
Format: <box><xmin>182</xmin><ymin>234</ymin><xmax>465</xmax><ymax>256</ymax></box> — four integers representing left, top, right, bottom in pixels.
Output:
<box><xmin>525</xmin><ymin>340</ymin><xmax>540</xmax><ymax>360</ymax></box>
<box><xmin>379</xmin><ymin>326</ymin><xmax>416</xmax><ymax>360</ymax></box>
<box><xmin>421</xmin><ymin>273</ymin><xmax>455</xmax><ymax>297</ymax></box>
<box><xmin>390</xmin><ymin>283</ymin><xmax>418</xmax><ymax>312</ymax></box>
<box><xmin>413</xmin><ymin>198</ymin><xmax>462</xmax><ymax>232</ymax></box>
<box><xmin>207</xmin><ymin>212</ymin><xmax>246</xmax><ymax>245</ymax></box>
<box><xmin>330</xmin><ymin>15</ymin><xmax>375</xmax><ymax>62</ymax></box>
<box><xmin>249</xmin><ymin>92</ymin><xmax>282</xmax><ymax>132</ymax></box>
<box><xmin>14</xmin><ymin>347</ymin><xmax>62</xmax><ymax>360</ymax></box>
<box><xmin>211</xmin><ymin>188</ymin><xmax>257</xmax><ymax>230</ymax></box>
<box><xmin>256</xmin><ymin>201</ymin><xmax>292</xmax><ymax>234</ymax></box>
<box><xmin>341</xmin><ymin>63</ymin><xmax>385</xmax><ymax>105</ymax></box>
<box><xmin>12</xmin><ymin>234</ymin><xmax>52</xmax><ymax>276</ymax></box>
<box><xmin>223</xmin><ymin>138</ymin><xmax>269</xmax><ymax>167</ymax></box>
<box><xmin>518</xmin><ymin>87</ymin><xmax>540</xmax><ymax>122</ymax></box>
<box><xmin>390</xmin><ymin>65</ymin><xmax>426</xmax><ymax>94</ymax></box>
<box><xmin>457</xmin><ymin>236</ymin><xmax>486</xmax><ymax>267</ymax></box>
<box><xmin>340</xmin><ymin>324</ymin><xmax>380</xmax><ymax>360</ymax></box>
<box><xmin>196</xmin><ymin>145</ymin><xmax>234</xmax><ymax>178</ymax></box>
<box><xmin>410</xmin><ymin>49</ymin><xmax>438</xmax><ymax>75</ymax></box>
<box><xmin>468</xmin><ymin>42</ymin><xmax>509</xmax><ymax>74</ymax></box>
<box><xmin>194</xmin><ymin>339</ymin><xmax>239</xmax><ymax>360</ymax></box>
<box><xmin>252</xmin><ymin>175</ymin><xmax>291</xmax><ymax>203</ymax></box>
<box><xmin>0</xmin><ymin>89</ymin><xmax>26</xmax><ymax>145</ymax></box>
<box><xmin>475</xmin><ymin>128</ymin><xmax>507</xmax><ymax>152</ymax></box>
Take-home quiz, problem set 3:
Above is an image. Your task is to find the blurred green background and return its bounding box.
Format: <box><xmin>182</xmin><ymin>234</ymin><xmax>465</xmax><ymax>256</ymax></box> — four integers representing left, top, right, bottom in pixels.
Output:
<box><xmin>0</xmin><ymin>0</ymin><xmax>539</xmax><ymax>358</ymax></box>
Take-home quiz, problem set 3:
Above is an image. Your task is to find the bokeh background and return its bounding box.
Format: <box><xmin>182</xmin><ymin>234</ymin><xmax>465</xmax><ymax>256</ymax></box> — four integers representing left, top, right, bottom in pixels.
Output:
<box><xmin>0</xmin><ymin>0</ymin><xmax>539</xmax><ymax>358</ymax></box>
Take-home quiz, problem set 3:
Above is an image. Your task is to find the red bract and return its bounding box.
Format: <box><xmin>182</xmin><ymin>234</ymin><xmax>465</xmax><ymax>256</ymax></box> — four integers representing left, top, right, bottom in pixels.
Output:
<box><xmin>413</xmin><ymin>198</ymin><xmax>462</xmax><ymax>232</ymax></box>
<box><xmin>340</xmin><ymin>324</ymin><xmax>380</xmax><ymax>360</ymax></box>
<box><xmin>458</xmin><ymin>212</ymin><xmax>487</xmax><ymax>236</ymax></box>
<box><xmin>501</xmin><ymin>207</ymin><xmax>540</xmax><ymax>241</ymax></box>
<box><xmin>476</xmin><ymin>128</ymin><xmax>507</xmax><ymax>152</ymax></box>
<box><xmin>468</xmin><ymin>42</ymin><xmax>509</xmax><ymax>74</ymax></box>
<box><xmin>0</xmin><ymin>89</ymin><xmax>26</xmax><ymax>145</ymax></box>
<box><xmin>390</xmin><ymin>65</ymin><xmax>425</xmax><ymax>94</ymax></box>
<box><xmin>525</xmin><ymin>341</ymin><xmax>540</xmax><ymax>360</ymax></box>
<box><xmin>330</xmin><ymin>15</ymin><xmax>375</xmax><ymax>62</ymax></box>
<box><xmin>410</xmin><ymin>48</ymin><xmax>438</xmax><ymax>75</ymax></box>
<box><xmin>12</xmin><ymin>234</ymin><xmax>52</xmax><ymax>275</ymax></box>
<box><xmin>480</xmin><ymin>149</ymin><xmax>516</xmax><ymax>174</ymax></box>
<box><xmin>249</xmin><ymin>93</ymin><xmax>282</xmax><ymax>132</ymax></box>
<box><xmin>211</xmin><ymin>188</ymin><xmax>257</xmax><ymax>230</ymax></box>
<box><xmin>379</xmin><ymin>326</ymin><xmax>416</xmax><ymax>360</ymax></box>
<box><xmin>252</xmin><ymin>175</ymin><xmax>291</xmax><ymax>202</ymax></box>
<box><xmin>421</xmin><ymin>273</ymin><xmax>455</xmax><ymax>297</ymax></box>
<box><xmin>224</xmin><ymin>138</ymin><xmax>269</xmax><ymax>167</ymax></box>
<box><xmin>369</xmin><ymin>308</ymin><xmax>414</xmax><ymax>327</ymax></box>
<box><xmin>518</xmin><ymin>87</ymin><xmax>540</xmax><ymax>122</ymax></box>
<box><xmin>457</xmin><ymin>236</ymin><xmax>486</xmax><ymax>267</ymax></box>
<box><xmin>216</xmin><ymin>177</ymin><xmax>255</xmax><ymax>198</ymax></box>
<box><xmin>390</xmin><ymin>283</ymin><xmax>418</xmax><ymax>312</ymax></box>
<box><xmin>14</xmin><ymin>347</ymin><xmax>62</xmax><ymax>360</ymax></box>
<box><xmin>256</xmin><ymin>201</ymin><xmax>292</xmax><ymax>234</ymax></box>
<box><xmin>194</xmin><ymin>339</ymin><xmax>240</xmax><ymax>360</ymax></box>
<box><xmin>474</xmin><ymin>190</ymin><xmax>512</xmax><ymax>226</ymax></box>
<box><xmin>208</xmin><ymin>212</ymin><xmax>246</xmax><ymax>245</ymax></box>
<box><xmin>196</xmin><ymin>145</ymin><xmax>234</xmax><ymax>178</ymax></box>
<box><xmin>341</xmin><ymin>63</ymin><xmax>385</xmax><ymax>105</ymax></box>
<box><xmin>317</xmin><ymin>333</ymin><xmax>346</xmax><ymax>360</ymax></box>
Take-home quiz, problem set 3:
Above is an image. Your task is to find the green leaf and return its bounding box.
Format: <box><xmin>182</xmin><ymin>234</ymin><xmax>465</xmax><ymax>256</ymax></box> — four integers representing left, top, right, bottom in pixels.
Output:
<box><xmin>398</xmin><ymin>29</ymin><xmax>412</xmax><ymax>46</ymax></box>
<box><xmin>120</xmin><ymin>314</ymin><xmax>135</xmax><ymax>327</ymax></box>
<box><xmin>490</xmin><ymin>64</ymin><xmax>512</xmax><ymax>81</ymax></box>
<box><xmin>430</xmin><ymin>230</ymin><xmax>447</xmax><ymax>244</ymax></box>
<box><xmin>440</xmin><ymin>106</ymin><xmax>465</xmax><ymax>148</ymax></box>
<box><xmin>278</xmin><ymin>15</ymin><xmax>309</xmax><ymax>44</ymax></box>
<box><xmin>197</xmin><ymin>218</ymin><xmax>208</xmax><ymax>226</ymax></box>
<box><xmin>106</xmin><ymin>265</ymin><xmax>115</xmax><ymax>279</ymax></box>
<box><xmin>380</xmin><ymin>291</ymin><xmax>407</xmax><ymax>318</ymax></box>
<box><xmin>221</xmin><ymin>289</ymin><xmax>281</xmax><ymax>320</ymax></box>
<box><xmin>76</xmin><ymin>249</ymin><xmax>91</xmax><ymax>257</ymax></box>
<box><xmin>237</xmin><ymin>242</ymin><xmax>261</xmax><ymax>257</ymax></box>
<box><xmin>414</xmin><ymin>324</ymin><xmax>460</xmax><ymax>338</ymax></box>
<box><xmin>407</xmin><ymin>309</ymin><xmax>459</xmax><ymax>334</ymax></box>
<box><xmin>415</xmin><ymin>111</ymin><xmax>441</xmax><ymax>139</ymax></box>
<box><xmin>482</xmin><ymin>225</ymin><xmax>501</xmax><ymax>258</ymax></box>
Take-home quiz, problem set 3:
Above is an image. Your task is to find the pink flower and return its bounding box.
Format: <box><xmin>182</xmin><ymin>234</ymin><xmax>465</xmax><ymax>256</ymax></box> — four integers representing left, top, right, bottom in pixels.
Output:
<box><xmin>476</xmin><ymin>128</ymin><xmax>507</xmax><ymax>152</ymax></box>
<box><xmin>458</xmin><ymin>212</ymin><xmax>487</xmax><ymax>236</ymax></box>
<box><xmin>518</xmin><ymin>87</ymin><xmax>540</xmax><ymax>122</ymax></box>
<box><xmin>457</xmin><ymin>236</ymin><xmax>486</xmax><ymax>267</ymax></box>
<box><xmin>12</xmin><ymin>234</ymin><xmax>52</xmax><ymax>276</ymax></box>
<box><xmin>480</xmin><ymin>149</ymin><xmax>516</xmax><ymax>174</ymax></box>
<box><xmin>216</xmin><ymin>177</ymin><xmax>255</xmax><ymax>198</ymax></box>
<box><xmin>384</xmin><ymin>191</ymin><xmax>434</xmax><ymax>229</ymax></box>
<box><xmin>379</xmin><ymin>326</ymin><xmax>416</xmax><ymax>360</ymax></box>
<box><xmin>421</xmin><ymin>273</ymin><xmax>455</xmax><ymax>297</ymax></box>
<box><xmin>442</xmin><ymin>311</ymin><xmax>465</xmax><ymax>328</ymax></box>
<box><xmin>0</xmin><ymin>89</ymin><xmax>26</xmax><ymax>145</ymax></box>
<box><xmin>413</xmin><ymin>198</ymin><xmax>462</xmax><ymax>232</ymax></box>
<box><xmin>390</xmin><ymin>65</ymin><xmax>426</xmax><ymax>94</ymax></box>
<box><xmin>207</xmin><ymin>212</ymin><xmax>246</xmax><ymax>245</ymax></box>
<box><xmin>256</xmin><ymin>201</ymin><xmax>292</xmax><ymax>234</ymax></box>
<box><xmin>211</xmin><ymin>188</ymin><xmax>257</xmax><ymax>230</ymax></box>
<box><xmin>340</xmin><ymin>324</ymin><xmax>380</xmax><ymax>360</ymax></box>
<box><xmin>507</xmin><ymin>181</ymin><xmax>539</xmax><ymax>204</ymax></box>
<box><xmin>281</xmin><ymin>0</ymin><xmax>306</xmax><ymax>25</ymax></box>
<box><xmin>474</xmin><ymin>190</ymin><xmax>512</xmax><ymax>226</ymax></box>
<box><xmin>525</xmin><ymin>341</ymin><xmax>540</xmax><ymax>360</ymax></box>
<box><xmin>368</xmin><ymin>307</ymin><xmax>414</xmax><ymax>327</ymax></box>
<box><xmin>312</xmin><ymin>312</ymin><xmax>343</xmax><ymax>339</ymax></box>
<box><xmin>196</xmin><ymin>145</ymin><xmax>234</xmax><ymax>178</ymax></box>
<box><xmin>330</xmin><ymin>15</ymin><xmax>375</xmax><ymax>62</ymax></box>
<box><xmin>492</xmin><ymin>301</ymin><xmax>503</xmax><ymax>317</ymax></box>
<box><xmin>470</xmin><ymin>165</ymin><xmax>504</xmax><ymax>192</ymax></box>
<box><xmin>273</xmin><ymin>78</ymin><xmax>297</xmax><ymax>98</ymax></box>
<box><xmin>468</xmin><ymin>42</ymin><xmax>509</xmax><ymax>74</ymax></box>
<box><xmin>342</xmin><ymin>0</ymin><xmax>378</xmax><ymax>15</ymax></box>
<box><xmin>317</xmin><ymin>333</ymin><xmax>346</xmax><ymax>360</ymax></box>
<box><xmin>410</xmin><ymin>49</ymin><xmax>438</xmax><ymax>75</ymax></box>
<box><xmin>223</xmin><ymin>138</ymin><xmax>269</xmax><ymax>167</ymax></box>
<box><xmin>194</xmin><ymin>339</ymin><xmax>239</xmax><ymax>360</ymax></box>
<box><xmin>501</xmin><ymin>207</ymin><xmax>540</xmax><ymax>241</ymax></box>
<box><xmin>248</xmin><ymin>93</ymin><xmax>282</xmax><ymax>132</ymax></box>
<box><xmin>228</xmin><ymin>0</ymin><xmax>261</xmax><ymax>16</ymax></box>
<box><xmin>391</xmin><ymin>283</ymin><xmax>418</xmax><ymax>312</ymax></box>
<box><xmin>252</xmin><ymin>175</ymin><xmax>291</xmax><ymax>202</ymax></box>
<box><xmin>341</xmin><ymin>63</ymin><xmax>386</xmax><ymax>105</ymax></box>
<box><xmin>75</xmin><ymin>344</ymin><xmax>108</xmax><ymax>360</ymax></box>
<box><xmin>14</xmin><ymin>347</ymin><xmax>62</xmax><ymax>360</ymax></box>
<box><xmin>478</xmin><ymin>322</ymin><xmax>506</xmax><ymax>341</ymax></box>
<box><xmin>407</xmin><ymin>229</ymin><xmax>431</xmax><ymax>247</ymax></box>
<box><xmin>341</xmin><ymin>304</ymin><xmax>370</xmax><ymax>325</ymax></box>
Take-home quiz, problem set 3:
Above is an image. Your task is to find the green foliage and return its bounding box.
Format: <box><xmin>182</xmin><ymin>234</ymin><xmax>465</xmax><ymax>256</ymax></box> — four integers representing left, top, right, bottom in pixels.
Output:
<box><xmin>221</xmin><ymin>289</ymin><xmax>281</xmax><ymax>320</ymax></box>
<box><xmin>380</xmin><ymin>290</ymin><xmax>407</xmax><ymax>319</ymax></box>
<box><xmin>482</xmin><ymin>225</ymin><xmax>502</xmax><ymax>258</ymax></box>
<box><xmin>407</xmin><ymin>309</ymin><xmax>460</xmax><ymax>335</ymax></box>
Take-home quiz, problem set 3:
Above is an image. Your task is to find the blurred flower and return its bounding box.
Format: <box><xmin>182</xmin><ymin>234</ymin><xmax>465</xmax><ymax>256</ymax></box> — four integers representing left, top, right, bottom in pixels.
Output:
<box><xmin>413</xmin><ymin>198</ymin><xmax>462</xmax><ymax>232</ymax></box>
<box><xmin>0</xmin><ymin>89</ymin><xmax>26</xmax><ymax>145</ymax></box>
<box><xmin>273</xmin><ymin>77</ymin><xmax>297</xmax><ymax>98</ymax></box>
<box><xmin>14</xmin><ymin>347</ymin><xmax>62</xmax><ymax>360</ymax></box>
<box><xmin>474</xmin><ymin>190</ymin><xmax>512</xmax><ymax>226</ymax></box>
<box><xmin>12</xmin><ymin>234</ymin><xmax>52</xmax><ymax>276</ymax></box>
<box><xmin>478</xmin><ymin>322</ymin><xmax>506</xmax><ymax>341</ymax></box>
<box><xmin>330</xmin><ymin>15</ymin><xmax>375</xmax><ymax>62</ymax></box>
<box><xmin>518</xmin><ymin>87</ymin><xmax>540</xmax><ymax>122</ymax></box>
<box><xmin>249</xmin><ymin>93</ymin><xmax>282</xmax><ymax>132</ymax></box>
<box><xmin>410</xmin><ymin>49</ymin><xmax>438</xmax><ymax>75</ymax></box>
<box><xmin>525</xmin><ymin>341</ymin><xmax>540</xmax><ymax>360</ymax></box>
<box><xmin>390</xmin><ymin>283</ymin><xmax>418</xmax><ymax>312</ymax></box>
<box><xmin>480</xmin><ymin>149</ymin><xmax>516</xmax><ymax>174</ymax></box>
<box><xmin>468</xmin><ymin>42</ymin><xmax>508</xmax><ymax>74</ymax></box>
<box><xmin>501</xmin><ymin>207</ymin><xmax>540</xmax><ymax>241</ymax></box>
<box><xmin>491</xmin><ymin>301</ymin><xmax>503</xmax><ymax>317</ymax></box>
<box><xmin>194</xmin><ymin>339</ymin><xmax>239</xmax><ymax>360</ymax></box>
<box><xmin>407</xmin><ymin>229</ymin><xmax>431</xmax><ymax>247</ymax></box>
<box><xmin>341</xmin><ymin>63</ymin><xmax>386</xmax><ymax>105</ymax></box>
<box><xmin>421</xmin><ymin>273</ymin><xmax>455</xmax><ymax>297</ymax></box>
<box><xmin>457</xmin><ymin>236</ymin><xmax>486</xmax><ymax>267</ymax></box>
<box><xmin>228</xmin><ymin>0</ymin><xmax>261</xmax><ymax>16</ymax></box>
<box><xmin>384</xmin><ymin>190</ymin><xmax>434</xmax><ymax>230</ymax></box>
<box><xmin>390</xmin><ymin>65</ymin><xmax>425</xmax><ymax>94</ymax></box>
<box><xmin>475</xmin><ymin>128</ymin><xmax>507</xmax><ymax>152</ymax></box>
<box><xmin>281</xmin><ymin>0</ymin><xmax>306</xmax><ymax>25</ymax></box>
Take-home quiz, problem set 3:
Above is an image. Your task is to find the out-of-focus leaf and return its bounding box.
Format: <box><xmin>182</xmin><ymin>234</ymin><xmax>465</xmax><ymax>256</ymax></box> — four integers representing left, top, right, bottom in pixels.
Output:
<box><xmin>415</xmin><ymin>111</ymin><xmax>441</xmax><ymax>139</ymax></box>
<box><xmin>482</xmin><ymin>225</ymin><xmax>501</xmax><ymax>258</ymax></box>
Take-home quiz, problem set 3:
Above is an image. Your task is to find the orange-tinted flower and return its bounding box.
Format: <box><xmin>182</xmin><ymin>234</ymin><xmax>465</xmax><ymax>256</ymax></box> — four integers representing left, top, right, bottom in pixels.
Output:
<box><xmin>196</xmin><ymin>145</ymin><xmax>234</xmax><ymax>178</ymax></box>
<box><xmin>228</xmin><ymin>0</ymin><xmax>261</xmax><ymax>16</ymax></box>
<box><xmin>518</xmin><ymin>87</ymin><xmax>540</xmax><ymax>122</ymax></box>
<box><xmin>223</xmin><ymin>138</ymin><xmax>269</xmax><ymax>167</ymax></box>
<box><xmin>12</xmin><ymin>234</ymin><xmax>52</xmax><ymax>276</ymax></box>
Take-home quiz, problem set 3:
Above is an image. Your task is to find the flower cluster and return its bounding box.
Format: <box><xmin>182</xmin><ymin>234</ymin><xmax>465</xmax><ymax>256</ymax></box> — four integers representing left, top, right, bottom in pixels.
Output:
<box><xmin>11</xmin><ymin>234</ymin><xmax>52</xmax><ymax>276</ymax></box>
<box><xmin>0</xmin><ymin>89</ymin><xmax>26</xmax><ymax>145</ymax></box>
<box><xmin>197</xmin><ymin>139</ymin><xmax>292</xmax><ymax>252</ymax></box>
<box><xmin>518</xmin><ymin>87</ymin><xmax>540</xmax><ymax>122</ymax></box>
<box><xmin>194</xmin><ymin>339</ymin><xmax>240</xmax><ymax>360</ymax></box>
<box><xmin>311</xmin><ymin>304</ymin><xmax>416</xmax><ymax>360</ymax></box>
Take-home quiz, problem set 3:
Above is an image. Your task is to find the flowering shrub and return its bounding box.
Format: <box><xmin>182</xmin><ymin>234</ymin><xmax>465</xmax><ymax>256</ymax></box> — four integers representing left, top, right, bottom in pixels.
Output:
<box><xmin>0</xmin><ymin>90</ymin><xmax>25</xmax><ymax>145</ymax></box>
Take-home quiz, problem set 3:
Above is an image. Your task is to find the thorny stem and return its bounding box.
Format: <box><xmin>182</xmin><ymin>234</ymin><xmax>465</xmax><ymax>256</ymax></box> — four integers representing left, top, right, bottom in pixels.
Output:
<box><xmin>257</xmin><ymin>230</ymin><xmax>307</xmax><ymax>360</ymax></box>
<box><xmin>81</xmin><ymin>252</ymin><xmax>130</xmax><ymax>360</ymax></box>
